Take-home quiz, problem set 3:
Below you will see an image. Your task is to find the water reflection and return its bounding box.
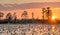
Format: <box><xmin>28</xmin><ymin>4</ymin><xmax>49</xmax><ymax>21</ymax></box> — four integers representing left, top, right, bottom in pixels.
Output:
<box><xmin>0</xmin><ymin>24</ymin><xmax>60</xmax><ymax>35</ymax></box>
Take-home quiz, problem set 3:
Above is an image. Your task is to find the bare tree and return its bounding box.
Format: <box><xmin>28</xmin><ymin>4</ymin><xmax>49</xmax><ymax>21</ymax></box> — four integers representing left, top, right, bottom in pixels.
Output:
<box><xmin>21</xmin><ymin>11</ymin><xmax>28</xmax><ymax>19</ymax></box>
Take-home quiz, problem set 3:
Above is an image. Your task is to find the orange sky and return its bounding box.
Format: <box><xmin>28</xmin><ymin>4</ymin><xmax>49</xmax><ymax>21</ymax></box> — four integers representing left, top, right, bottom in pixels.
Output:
<box><xmin>0</xmin><ymin>0</ymin><xmax>60</xmax><ymax>20</ymax></box>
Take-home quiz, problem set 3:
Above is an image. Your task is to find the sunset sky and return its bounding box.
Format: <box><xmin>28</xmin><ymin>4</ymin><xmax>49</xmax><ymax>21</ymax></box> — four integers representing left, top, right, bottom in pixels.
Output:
<box><xmin>0</xmin><ymin>0</ymin><xmax>60</xmax><ymax>20</ymax></box>
<box><xmin>0</xmin><ymin>0</ymin><xmax>60</xmax><ymax>4</ymax></box>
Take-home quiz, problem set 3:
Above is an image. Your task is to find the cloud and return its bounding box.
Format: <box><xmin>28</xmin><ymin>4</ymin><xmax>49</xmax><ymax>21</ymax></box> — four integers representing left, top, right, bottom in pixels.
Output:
<box><xmin>0</xmin><ymin>0</ymin><xmax>60</xmax><ymax>4</ymax></box>
<box><xmin>0</xmin><ymin>2</ymin><xmax>60</xmax><ymax>11</ymax></box>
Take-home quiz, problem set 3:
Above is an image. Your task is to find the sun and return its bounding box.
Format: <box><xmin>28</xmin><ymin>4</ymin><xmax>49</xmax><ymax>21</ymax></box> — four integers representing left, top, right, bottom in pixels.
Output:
<box><xmin>51</xmin><ymin>16</ymin><xmax>57</xmax><ymax>24</ymax></box>
<box><xmin>52</xmin><ymin>16</ymin><xmax>55</xmax><ymax>20</ymax></box>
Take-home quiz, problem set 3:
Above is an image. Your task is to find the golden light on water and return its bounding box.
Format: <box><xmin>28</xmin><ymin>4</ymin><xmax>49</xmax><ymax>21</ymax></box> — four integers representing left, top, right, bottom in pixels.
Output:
<box><xmin>52</xmin><ymin>26</ymin><xmax>55</xmax><ymax>32</ymax></box>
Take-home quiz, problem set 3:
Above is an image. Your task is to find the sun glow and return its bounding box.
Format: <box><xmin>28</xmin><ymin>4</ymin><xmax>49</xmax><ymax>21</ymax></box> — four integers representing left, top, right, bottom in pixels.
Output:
<box><xmin>52</xmin><ymin>16</ymin><xmax>55</xmax><ymax>20</ymax></box>
<box><xmin>51</xmin><ymin>16</ymin><xmax>57</xmax><ymax>24</ymax></box>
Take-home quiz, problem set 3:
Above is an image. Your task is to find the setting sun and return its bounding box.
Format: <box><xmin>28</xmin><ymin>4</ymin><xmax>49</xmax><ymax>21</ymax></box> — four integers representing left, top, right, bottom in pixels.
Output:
<box><xmin>52</xmin><ymin>16</ymin><xmax>55</xmax><ymax>20</ymax></box>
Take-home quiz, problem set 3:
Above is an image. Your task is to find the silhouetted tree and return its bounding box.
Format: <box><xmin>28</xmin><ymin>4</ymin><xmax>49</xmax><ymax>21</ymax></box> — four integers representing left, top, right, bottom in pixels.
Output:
<box><xmin>32</xmin><ymin>12</ymin><xmax>34</xmax><ymax>19</ymax></box>
<box><xmin>13</xmin><ymin>12</ymin><xmax>17</xmax><ymax>23</ymax></box>
<box><xmin>46</xmin><ymin>7</ymin><xmax>52</xmax><ymax>20</ymax></box>
<box><xmin>0</xmin><ymin>12</ymin><xmax>4</xmax><ymax>20</ymax></box>
<box><xmin>21</xmin><ymin>11</ymin><xmax>28</xmax><ymax>19</ymax></box>
<box><xmin>6</xmin><ymin>13</ymin><xmax>12</xmax><ymax>23</ymax></box>
<box><xmin>13</xmin><ymin>13</ymin><xmax>17</xmax><ymax>20</ymax></box>
<box><xmin>42</xmin><ymin>8</ymin><xmax>46</xmax><ymax>21</ymax></box>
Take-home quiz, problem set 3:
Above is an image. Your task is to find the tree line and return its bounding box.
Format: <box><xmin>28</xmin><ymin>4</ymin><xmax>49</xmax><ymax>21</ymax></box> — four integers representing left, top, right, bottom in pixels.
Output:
<box><xmin>0</xmin><ymin>7</ymin><xmax>52</xmax><ymax>23</ymax></box>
